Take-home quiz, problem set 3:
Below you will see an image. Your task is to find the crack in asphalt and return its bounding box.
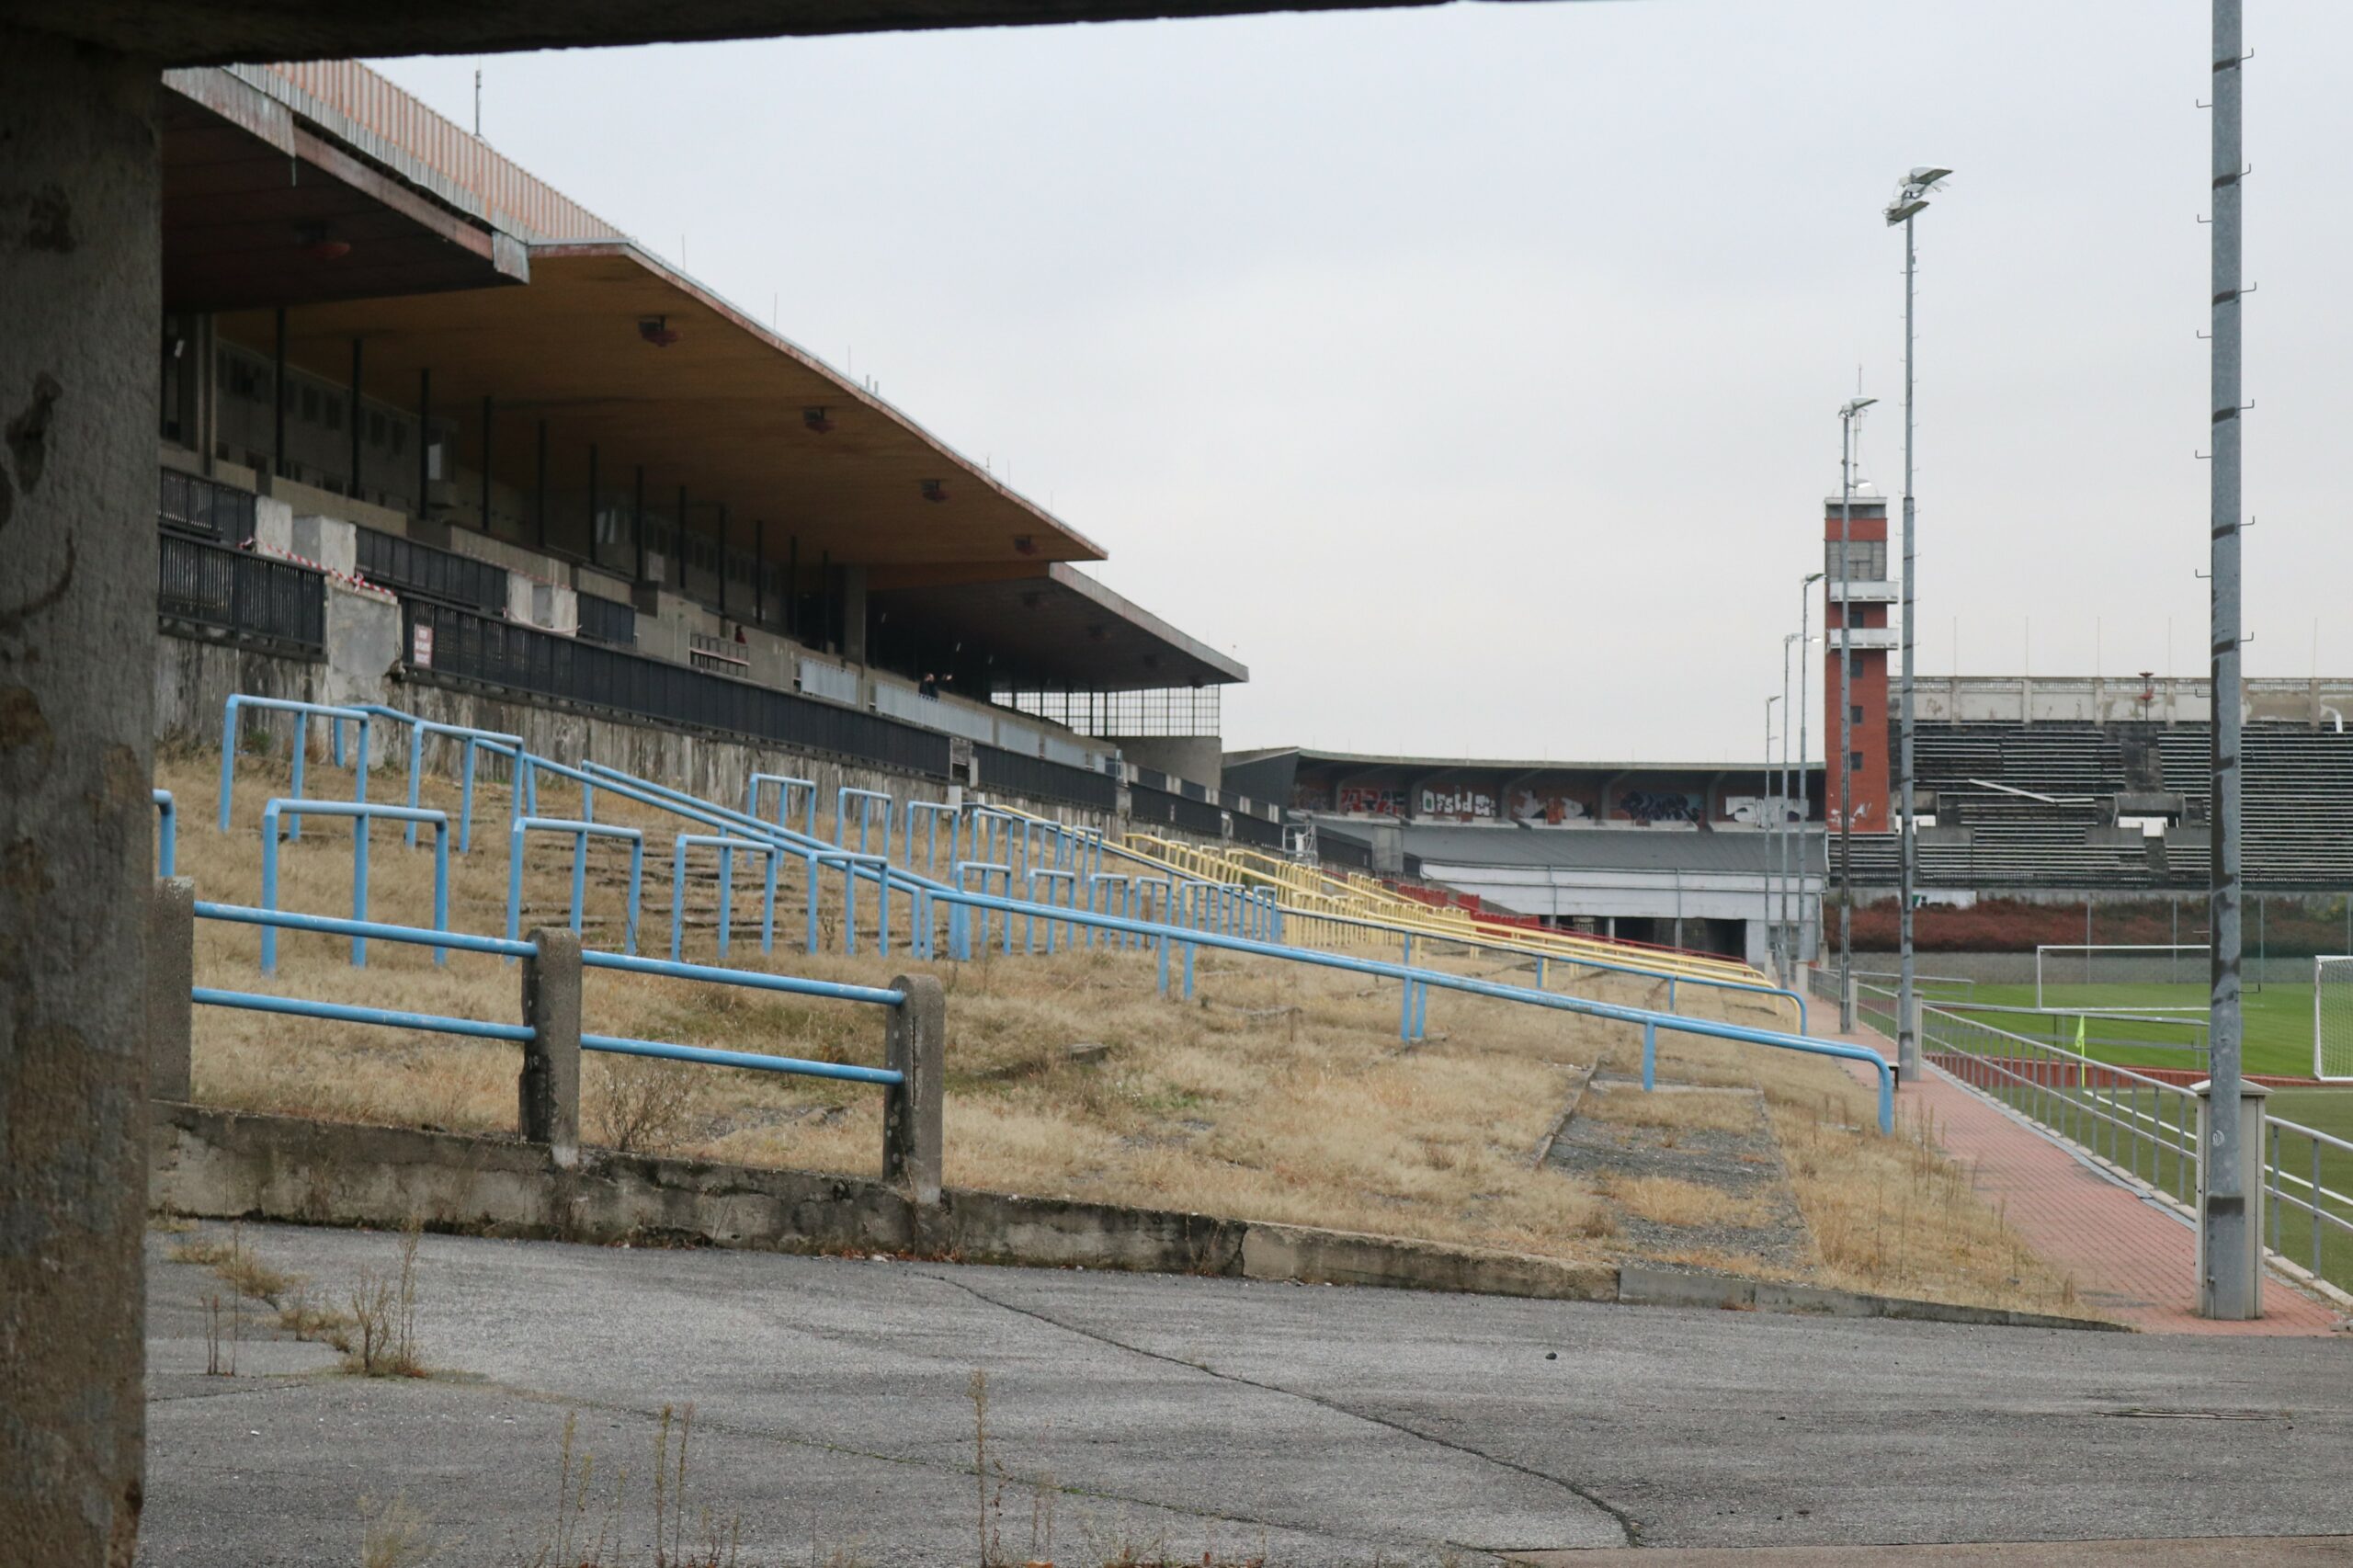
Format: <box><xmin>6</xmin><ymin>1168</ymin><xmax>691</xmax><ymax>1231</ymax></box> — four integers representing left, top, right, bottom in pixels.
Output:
<box><xmin>918</xmin><ymin>1268</ymin><xmax>1643</xmax><ymax>1550</ymax></box>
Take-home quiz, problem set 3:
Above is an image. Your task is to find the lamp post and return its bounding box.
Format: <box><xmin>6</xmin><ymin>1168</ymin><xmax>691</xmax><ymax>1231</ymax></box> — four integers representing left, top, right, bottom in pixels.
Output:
<box><xmin>1885</xmin><ymin>165</ymin><xmax>1950</xmax><ymax>1088</ymax></box>
<box><xmin>1836</xmin><ymin>397</ymin><xmax>1876</xmax><ymax>1031</ymax></box>
<box><xmin>1775</xmin><ymin>636</ymin><xmax>1797</xmax><ymax>982</ymax></box>
<box><xmin>1764</xmin><ymin>693</ymin><xmax>1780</xmax><ymax>974</ymax></box>
<box><xmin>2202</xmin><ymin>0</ymin><xmax>2253</xmax><ymax>1319</ymax></box>
<box><xmin>1792</xmin><ymin>574</ymin><xmax>1824</xmax><ymax>979</ymax></box>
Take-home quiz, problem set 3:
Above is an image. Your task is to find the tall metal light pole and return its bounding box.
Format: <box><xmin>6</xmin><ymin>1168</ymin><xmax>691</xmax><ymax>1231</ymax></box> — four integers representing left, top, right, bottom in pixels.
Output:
<box><xmin>2202</xmin><ymin>0</ymin><xmax>2254</xmax><ymax>1319</ymax></box>
<box><xmin>1794</xmin><ymin>574</ymin><xmax>1823</xmax><ymax>976</ymax></box>
<box><xmin>1836</xmin><ymin>397</ymin><xmax>1875</xmax><ymax>1031</ymax></box>
<box><xmin>1777</xmin><ymin>633</ymin><xmax>1800</xmax><ymax>982</ymax></box>
<box><xmin>1886</xmin><ymin>166</ymin><xmax>1950</xmax><ymax>1088</ymax></box>
<box><xmin>1764</xmin><ymin>693</ymin><xmax>1780</xmax><ymax>974</ymax></box>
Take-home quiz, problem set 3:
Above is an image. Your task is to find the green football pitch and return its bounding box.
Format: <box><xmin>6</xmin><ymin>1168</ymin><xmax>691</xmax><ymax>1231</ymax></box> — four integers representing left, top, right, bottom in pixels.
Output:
<box><xmin>1927</xmin><ymin>980</ymin><xmax>2318</xmax><ymax>1078</ymax></box>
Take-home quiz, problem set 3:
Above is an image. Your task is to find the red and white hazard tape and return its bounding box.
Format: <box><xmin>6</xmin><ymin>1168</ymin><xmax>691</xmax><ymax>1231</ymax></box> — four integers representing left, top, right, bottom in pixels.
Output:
<box><xmin>246</xmin><ymin>540</ymin><xmax>401</xmax><ymax>605</ymax></box>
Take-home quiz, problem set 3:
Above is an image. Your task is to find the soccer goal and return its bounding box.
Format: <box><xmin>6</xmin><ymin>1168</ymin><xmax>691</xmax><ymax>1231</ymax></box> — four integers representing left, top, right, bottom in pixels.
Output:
<box><xmin>2033</xmin><ymin>945</ymin><xmax>2211</xmax><ymax>1014</ymax></box>
<box><xmin>2316</xmin><ymin>956</ymin><xmax>2353</xmax><ymax>1082</ymax></box>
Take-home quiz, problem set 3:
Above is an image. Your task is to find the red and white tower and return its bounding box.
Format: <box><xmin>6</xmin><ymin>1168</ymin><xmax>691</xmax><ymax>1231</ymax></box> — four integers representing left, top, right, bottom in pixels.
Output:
<box><xmin>1824</xmin><ymin>483</ymin><xmax>1894</xmax><ymax>833</ymax></box>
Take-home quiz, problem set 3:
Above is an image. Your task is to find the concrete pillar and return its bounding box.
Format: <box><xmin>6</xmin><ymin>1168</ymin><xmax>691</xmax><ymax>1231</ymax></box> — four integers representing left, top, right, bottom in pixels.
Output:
<box><xmin>2195</xmin><ymin>1077</ymin><xmax>2269</xmax><ymax>1320</ymax></box>
<box><xmin>0</xmin><ymin>28</ymin><xmax>161</xmax><ymax>1562</ymax></box>
<box><xmin>146</xmin><ymin>878</ymin><xmax>195</xmax><ymax>1102</ymax></box>
<box><xmin>882</xmin><ymin>972</ymin><xmax>945</xmax><ymax>1205</ymax></box>
<box><xmin>518</xmin><ymin>926</ymin><xmax>582</xmax><ymax>1167</ymax></box>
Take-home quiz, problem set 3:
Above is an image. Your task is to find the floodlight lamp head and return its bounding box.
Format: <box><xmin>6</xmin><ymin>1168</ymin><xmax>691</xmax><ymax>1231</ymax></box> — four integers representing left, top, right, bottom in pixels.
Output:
<box><xmin>1803</xmin><ymin>571</ymin><xmax>1826</xmax><ymax>585</ymax></box>
<box><xmin>1840</xmin><ymin>396</ymin><xmax>1878</xmax><ymax>418</ymax></box>
<box><xmin>1885</xmin><ymin>197</ymin><xmax>1928</xmax><ymax>225</ymax></box>
<box><xmin>1909</xmin><ymin>166</ymin><xmax>1954</xmax><ymax>189</ymax></box>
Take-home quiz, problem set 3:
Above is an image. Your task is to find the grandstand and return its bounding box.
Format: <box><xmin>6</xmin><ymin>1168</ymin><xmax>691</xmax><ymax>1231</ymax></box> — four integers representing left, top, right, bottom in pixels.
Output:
<box><xmin>149</xmin><ymin>61</ymin><xmax>1273</xmax><ymax>845</ymax></box>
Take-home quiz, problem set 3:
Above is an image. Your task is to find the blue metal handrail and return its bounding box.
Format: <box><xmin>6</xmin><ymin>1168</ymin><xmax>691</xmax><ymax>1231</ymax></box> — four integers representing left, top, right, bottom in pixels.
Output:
<box><xmin>258</xmin><ymin>797</ymin><xmax>449</xmax><ymax>971</ymax></box>
<box><xmin>352</xmin><ymin>706</ymin><xmax>523</xmax><ymax>852</ymax></box>
<box><xmin>219</xmin><ymin>695</ymin><xmax>372</xmax><ymax>837</ymax></box>
<box><xmin>197</xmin><ymin>899</ymin><xmax>535</xmax><ymax>958</ymax></box>
<box><xmin>670</xmin><ymin>832</ymin><xmax>782</xmax><ymax>960</ymax></box>
<box><xmin>191</xmin><ymin>902</ymin><xmax>904</xmax><ymax>1088</ymax></box>
<box><xmin>580</xmin><ymin>948</ymin><xmax>904</xmax><ymax>1006</ymax></box>
<box><xmin>508</xmin><ymin>816</ymin><xmax>643</xmax><ymax>954</ymax></box>
<box><xmin>926</xmin><ymin>883</ymin><xmax>1893</xmax><ymax>1132</ymax></box>
<box><xmin>153</xmin><ymin>789</ymin><xmax>176</xmax><ymax>877</ymax></box>
<box><xmin>836</xmin><ymin>785</ymin><xmax>895</xmax><ymax>860</ymax></box>
<box><xmin>746</xmin><ymin>771</ymin><xmax>818</xmax><ymax>842</ymax></box>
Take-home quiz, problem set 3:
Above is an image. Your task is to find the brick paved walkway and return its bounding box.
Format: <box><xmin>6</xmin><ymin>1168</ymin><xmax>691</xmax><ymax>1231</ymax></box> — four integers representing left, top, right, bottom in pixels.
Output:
<box><xmin>1831</xmin><ymin>1023</ymin><xmax>2347</xmax><ymax>1336</ymax></box>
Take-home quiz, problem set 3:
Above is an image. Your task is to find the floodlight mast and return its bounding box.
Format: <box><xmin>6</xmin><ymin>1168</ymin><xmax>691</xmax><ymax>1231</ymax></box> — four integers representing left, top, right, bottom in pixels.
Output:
<box><xmin>1884</xmin><ymin>165</ymin><xmax>1949</xmax><ymax>1089</ymax></box>
<box><xmin>1793</xmin><ymin>575</ymin><xmax>1824</xmax><ymax>977</ymax></box>
<box><xmin>1836</xmin><ymin>396</ymin><xmax>1875</xmax><ymax>1031</ymax></box>
<box><xmin>2203</xmin><ymin>0</ymin><xmax>2254</xmax><ymax>1320</ymax></box>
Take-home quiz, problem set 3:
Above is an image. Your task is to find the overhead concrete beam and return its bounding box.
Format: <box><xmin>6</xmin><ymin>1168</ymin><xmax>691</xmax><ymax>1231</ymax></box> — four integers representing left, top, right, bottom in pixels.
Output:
<box><xmin>4</xmin><ymin>0</ymin><xmax>1588</xmax><ymax>67</ymax></box>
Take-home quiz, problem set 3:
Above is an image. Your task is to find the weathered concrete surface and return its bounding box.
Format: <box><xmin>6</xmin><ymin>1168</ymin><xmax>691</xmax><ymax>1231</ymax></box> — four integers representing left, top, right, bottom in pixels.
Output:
<box><xmin>139</xmin><ymin>1222</ymin><xmax>2353</xmax><ymax>1566</ymax></box>
<box><xmin>0</xmin><ymin>27</ymin><xmax>158</xmax><ymax>1563</ymax></box>
<box><xmin>1507</xmin><ymin>1543</ymin><xmax>2353</xmax><ymax>1567</ymax></box>
<box><xmin>147</xmin><ymin>1103</ymin><xmax>2112</xmax><ymax>1330</ymax></box>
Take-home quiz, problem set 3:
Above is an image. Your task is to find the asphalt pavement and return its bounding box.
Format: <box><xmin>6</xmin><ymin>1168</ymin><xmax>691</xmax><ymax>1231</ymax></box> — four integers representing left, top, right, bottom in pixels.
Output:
<box><xmin>140</xmin><ymin>1222</ymin><xmax>2353</xmax><ymax>1565</ymax></box>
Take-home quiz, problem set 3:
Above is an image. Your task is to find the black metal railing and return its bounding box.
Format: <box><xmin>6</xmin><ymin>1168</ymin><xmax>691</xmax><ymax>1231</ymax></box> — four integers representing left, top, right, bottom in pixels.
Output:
<box><xmin>1231</xmin><ymin>810</ymin><xmax>1284</xmax><ymax>849</ymax></box>
<box><xmin>159</xmin><ymin>469</ymin><xmax>257</xmax><ymax>546</ymax></box>
<box><xmin>576</xmin><ymin>592</ymin><xmax>637</xmax><ymax>647</ymax></box>
<box><xmin>354</xmin><ymin>526</ymin><xmax>510</xmax><ymax>615</ymax></box>
<box><xmin>975</xmin><ymin>744</ymin><xmax>1121</xmax><ymax>812</ymax></box>
<box><xmin>1132</xmin><ymin>781</ymin><xmax>1227</xmax><ymax>838</ymax></box>
<box><xmin>404</xmin><ymin>600</ymin><xmax>951</xmax><ymax>778</ymax></box>
<box><xmin>158</xmin><ymin>533</ymin><xmax>324</xmax><ymax>653</ymax></box>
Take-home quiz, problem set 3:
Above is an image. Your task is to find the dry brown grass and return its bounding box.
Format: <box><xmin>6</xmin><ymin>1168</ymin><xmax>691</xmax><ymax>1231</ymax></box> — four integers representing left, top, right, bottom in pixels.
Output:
<box><xmin>1581</xmin><ymin>1085</ymin><xmax>1762</xmax><ymax>1134</ymax></box>
<box><xmin>1602</xmin><ymin>1173</ymin><xmax>1776</xmax><ymax>1230</ymax></box>
<box><xmin>160</xmin><ymin>744</ymin><xmax>2087</xmax><ymax>1312</ymax></box>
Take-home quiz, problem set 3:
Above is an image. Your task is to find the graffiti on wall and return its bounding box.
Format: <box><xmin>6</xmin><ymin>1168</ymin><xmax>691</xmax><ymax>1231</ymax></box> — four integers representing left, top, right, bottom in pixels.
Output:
<box><xmin>1614</xmin><ymin>789</ymin><xmax>1701</xmax><ymax>826</ymax></box>
<box><xmin>1336</xmin><ymin>785</ymin><xmax>1408</xmax><ymax>817</ymax></box>
<box><xmin>1506</xmin><ymin>790</ymin><xmax>1592</xmax><ymax>826</ymax></box>
<box><xmin>1724</xmin><ymin>795</ymin><xmax>1804</xmax><ymax>826</ymax></box>
<box><xmin>1419</xmin><ymin>786</ymin><xmax>1496</xmax><ymax>821</ymax></box>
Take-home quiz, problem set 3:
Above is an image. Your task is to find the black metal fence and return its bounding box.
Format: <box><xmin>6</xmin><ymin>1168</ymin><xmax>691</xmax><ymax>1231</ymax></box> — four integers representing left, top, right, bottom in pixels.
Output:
<box><xmin>576</xmin><ymin>592</ymin><xmax>638</xmax><ymax>647</ymax></box>
<box><xmin>159</xmin><ymin>469</ymin><xmax>257</xmax><ymax>545</ymax></box>
<box><xmin>354</xmin><ymin>526</ymin><xmax>509</xmax><ymax>615</ymax></box>
<box><xmin>158</xmin><ymin>533</ymin><xmax>325</xmax><ymax>653</ymax></box>
<box><xmin>1131</xmin><ymin>781</ymin><xmax>1228</xmax><ymax>838</ymax></box>
<box><xmin>1231</xmin><ymin>810</ymin><xmax>1284</xmax><ymax>849</ymax></box>
<box><xmin>404</xmin><ymin>600</ymin><xmax>952</xmax><ymax>778</ymax></box>
<box><xmin>976</xmin><ymin>744</ymin><xmax>1121</xmax><ymax>812</ymax></box>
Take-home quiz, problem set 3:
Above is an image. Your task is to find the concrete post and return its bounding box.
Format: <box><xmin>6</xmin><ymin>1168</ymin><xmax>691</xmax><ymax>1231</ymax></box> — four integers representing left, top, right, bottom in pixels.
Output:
<box><xmin>518</xmin><ymin>926</ymin><xmax>582</xmax><ymax>1167</ymax></box>
<box><xmin>0</xmin><ymin>28</ymin><xmax>161</xmax><ymax>1564</ymax></box>
<box><xmin>2194</xmin><ymin>1076</ymin><xmax>2268</xmax><ymax>1320</ymax></box>
<box><xmin>147</xmin><ymin>878</ymin><xmax>196</xmax><ymax>1102</ymax></box>
<box><xmin>883</xmin><ymin>972</ymin><xmax>946</xmax><ymax>1206</ymax></box>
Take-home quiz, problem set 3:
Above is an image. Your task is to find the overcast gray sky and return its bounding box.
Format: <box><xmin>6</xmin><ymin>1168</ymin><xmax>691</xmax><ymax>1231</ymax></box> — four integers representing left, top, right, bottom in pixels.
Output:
<box><xmin>372</xmin><ymin>0</ymin><xmax>2352</xmax><ymax>763</ymax></box>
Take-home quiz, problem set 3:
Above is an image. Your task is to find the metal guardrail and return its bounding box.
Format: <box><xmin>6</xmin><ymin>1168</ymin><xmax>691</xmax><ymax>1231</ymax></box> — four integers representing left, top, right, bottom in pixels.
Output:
<box><xmin>153</xmin><ymin>790</ymin><xmax>176</xmax><ymax>878</ymax></box>
<box><xmin>159</xmin><ymin>469</ymin><xmax>257</xmax><ymax>545</ymax></box>
<box><xmin>1858</xmin><ymin>982</ymin><xmax>2353</xmax><ymax>1302</ymax></box>
<box><xmin>353</xmin><ymin>525</ymin><xmax>509</xmax><ymax>615</ymax></box>
<box><xmin>160</xmin><ymin>533</ymin><xmax>325</xmax><ymax>653</ymax></box>
<box><xmin>575</xmin><ymin>592</ymin><xmax>637</xmax><ymax>647</ymax></box>
<box><xmin>404</xmin><ymin>600</ymin><xmax>952</xmax><ymax>779</ymax></box>
<box><xmin>218</xmin><ymin>696</ymin><xmax>372</xmax><ymax>836</ymax></box>
<box><xmin>189</xmin><ymin>902</ymin><xmax>906</xmax><ymax>1090</ymax></box>
<box><xmin>975</xmin><ymin>742</ymin><xmax>1120</xmax><ymax>812</ymax></box>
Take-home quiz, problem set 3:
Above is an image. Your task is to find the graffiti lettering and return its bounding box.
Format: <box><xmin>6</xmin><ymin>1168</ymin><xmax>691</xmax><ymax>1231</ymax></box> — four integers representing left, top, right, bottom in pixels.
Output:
<box><xmin>1615</xmin><ymin>789</ymin><xmax>1699</xmax><ymax>826</ymax></box>
<box><xmin>1336</xmin><ymin>786</ymin><xmax>1406</xmax><ymax>817</ymax></box>
<box><xmin>1724</xmin><ymin>795</ymin><xmax>1803</xmax><ymax>826</ymax></box>
<box><xmin>1419</xmin><ymin>787</ymin><xmax>1495</xmax><ymax>820</ymax></box>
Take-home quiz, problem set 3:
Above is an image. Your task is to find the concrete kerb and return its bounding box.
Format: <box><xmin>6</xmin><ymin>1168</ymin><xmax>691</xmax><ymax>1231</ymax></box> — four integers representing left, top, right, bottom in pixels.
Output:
<box><xmin>146</xmin><ymin>1103</ymin><xmax>2121</xmax><ymax>1332</ymax></box>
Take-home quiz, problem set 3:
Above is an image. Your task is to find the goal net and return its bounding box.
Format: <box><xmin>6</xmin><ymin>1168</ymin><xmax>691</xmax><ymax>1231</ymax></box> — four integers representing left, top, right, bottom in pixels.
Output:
<box><xmin>2317</xmin><ymin>956</ymin><xmax>2353</xmax><ymax>1082</ymax></box>
<box><xmin>2033</xmin><ymin>945</ymin><xmax>2211</xmax><ymax>1014</ymax></box>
